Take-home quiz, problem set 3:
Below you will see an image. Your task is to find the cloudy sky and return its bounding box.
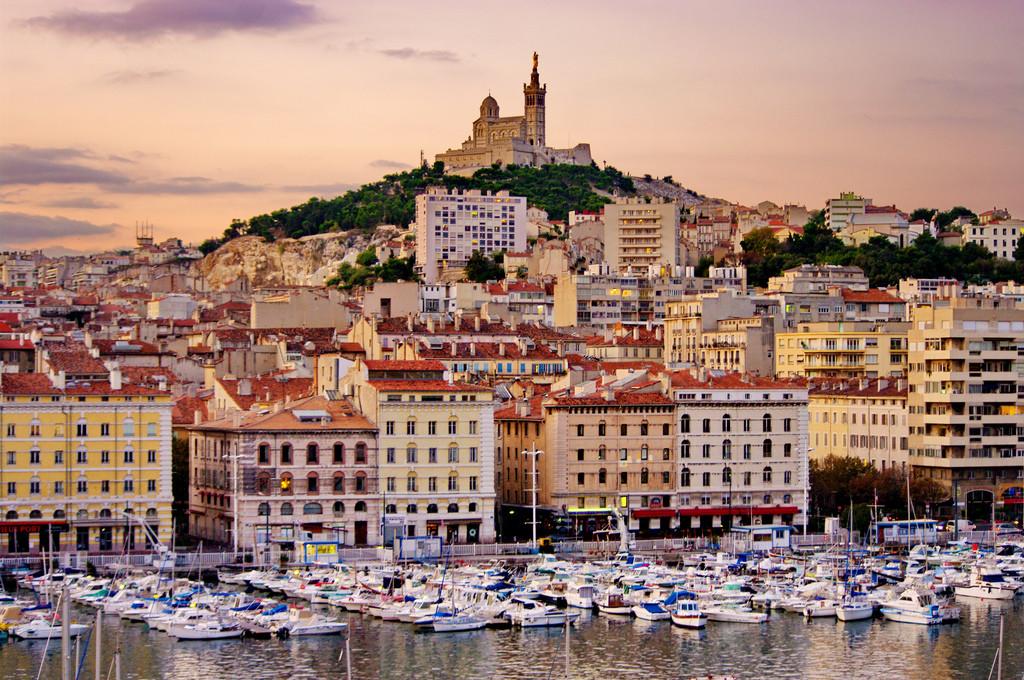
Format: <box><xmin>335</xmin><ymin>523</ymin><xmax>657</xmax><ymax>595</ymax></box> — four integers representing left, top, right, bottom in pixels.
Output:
<box><xmin>1</xmin><ymin>0</ymin><xmax>1022</xmax><ymax>252</ymax></box>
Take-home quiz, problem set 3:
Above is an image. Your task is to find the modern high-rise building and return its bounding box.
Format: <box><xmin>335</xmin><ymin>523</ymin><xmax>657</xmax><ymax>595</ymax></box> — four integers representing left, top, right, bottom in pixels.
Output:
<box><xmin>824</xmin><ymin>191</ymin><xmax>872</xmax><ymax>232</ymax></box>
<box><xmin>414</xmin><ymin>187</ymin><xmax>527</xmax><ymax>283</ymax></box>
<box><xmin>602</xmin><ymin>198</ymin><xmax>681</xmax><ymax>273</ymax></box>
<box><xmin>907</xmin><ymin>299</ymin><xmax>1024</xmax><ymax>515</ymax></box>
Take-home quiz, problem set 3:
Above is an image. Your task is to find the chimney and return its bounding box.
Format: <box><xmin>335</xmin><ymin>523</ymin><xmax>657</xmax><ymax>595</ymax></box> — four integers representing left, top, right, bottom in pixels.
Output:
<box><xmin>238</xmin><ymin>378</ymin><xmax>252</xmax><ymax>396</ymax></box>
<box><xmin>193</xmin><ymin>410</ymin><xmax>201</xmax><ymax>425</ymax></box>
<box><xmin>109</xmin><ymin>363</ymin><xmax>122</xmax><ymax>391</ymax></box>
<box><xmin>498</xmin><ymin>343</ymin><xmax>505</xmax><ymax>357</ymax></box>
<box><xmin>655</xmin><ymin>326</ymin><xmax>663</xmax><ymax>341</ymax></box>
<box><xmin>203</xmin><ymin>363</ymin><xmax>216</xmax><ymax>390</ymax></box>
<box><xmin>474</xmin><ymin>316</ymin><xmax>481</xmax><ymax>332</ymax></box>
<box><xmin>516</xmin><ymin>398</ymin><xmax>530</xmax><ymax>417</ymax></box>
<box><xmin>632</xmin><ymin>326</ymin><xmax>640</xmax><ymax>341</ymax></box>
<box><xmin>231</xmin><ymin>411</ymin><xmax>242</xmax><ymax>428</ymax></box>
<box><xmin>450</xmin><ymin>342</ymin><xmax>457</xmax><ymax>358</ymax></box>
<box><xmin>427</xmin><ymin>317</ymin><xmax>435</xmax><ymax>333</ymax></box>
<box><xmin>406</xmin><ymin>313</ymin><xmax>414</xmax><ymax>332</ymax></box>
<box><xmin>470</xmin><ymin>342</ymin><xmax>477</xmax><ymax>357</ymax></box>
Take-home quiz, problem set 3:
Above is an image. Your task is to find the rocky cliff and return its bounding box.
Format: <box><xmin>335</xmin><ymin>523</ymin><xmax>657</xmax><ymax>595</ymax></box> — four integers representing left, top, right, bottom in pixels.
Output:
<box><xmin>193</xmin><ymin>231</ymin><xmax>374</xmax><ymax>290</ymax></box>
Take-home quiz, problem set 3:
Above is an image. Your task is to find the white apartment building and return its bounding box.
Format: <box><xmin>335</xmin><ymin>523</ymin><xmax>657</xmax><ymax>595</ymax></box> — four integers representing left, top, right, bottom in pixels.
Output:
<box><xmin>825</xmin><ymin>192</ymin><xmax>872</xmax><ymax>232</ymax></box>
<box><xmin>603</xmin><ymin>197</ymin><xmax>680</xmax><ymax>273</ymax></box>
<box><xmin>414</xmin><ymin>187</ymin><xmax>527</xmax><ymax>283</ymax></box>
<box><xmin>962</xmin><ymin>218</ymin><xmax>1022</xmax><ymax>260</ymax></box>
<box><xmin>670</xmin><ymin>371</ymin><xmax>809</xmax><ymax>532</ymax></box>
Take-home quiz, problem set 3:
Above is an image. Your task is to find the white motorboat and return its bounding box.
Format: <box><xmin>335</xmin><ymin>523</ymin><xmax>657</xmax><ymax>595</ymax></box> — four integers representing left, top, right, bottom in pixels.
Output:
<box><xmin>595</xmin><ymin>590</ymin><xmax>632</xmax><ymax>615</ymax></box>
<box><xmin>954</xmin><ymin>565</ymin><xmax>1018</xmax><ymax>601</ymax></box>
<box><xmin>836</xmin><ymin>599</ymin><xmax>874</xmax><ymax>622</ymax></box>
<box><xmin>631</xmin><ymin>602</ymin><xmax>670</xmax><ymax>621</ymax></box>
<box><xmin>703</xmin><ymin>604</ymin><xmax>768</xmax><ymax>624</ymax></box>
<box><xmin>802</xmin><ymin>599</ymin><xmax>838</xmax><ymax>619</ymax></box>
<box><xmin>277</xmin><ymin>608</ymin><xmax>348</xmax><ymax>636</ymax></box>
<box><xmin>670</xmin><ymin>600</ymin><xmax>707</xmax><ymax>629</ymax></box>
<box><xmin>12</xmin><ymin>618</ymin><xmax>90</xmax><ymax>639</ymax></box>
<box><xmin>168</xmin><ymin>619</ymin><xmax>243</xmax><ymax>640</ymax></box>
<box><xmin>432</xmin><ymin>613</ymin><xmax>488</xmax><ymax>633</ymax></box>
<box><xmin>880</xmin><ymin>588</ymin><xmax>943</xmax><ymax>625</ymax></box>
<box><xmin>565</xmin><ymin>583</ymin><xmax>596</xmax><ymax>609</ymax></box>
<box><xmin>507</xmin><ymin>600</ymin><xmax>578</xmax><ymax>628</ymax></box>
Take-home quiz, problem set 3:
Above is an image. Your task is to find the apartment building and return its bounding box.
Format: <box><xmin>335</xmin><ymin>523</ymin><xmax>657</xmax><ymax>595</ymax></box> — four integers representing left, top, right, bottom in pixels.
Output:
<box><xmin>670</xmin><ymin>371</ymin><xmax>808</xmax><ymax>533</ymax></box>
<box><xmin>493</xmin><ymin>395</ymin><xmax>545</xmax><ymax>508</ymax></box>
<box><xmin>345</xmin><ymin>360</ymin><xmax>496</xmax><ymax>544</ymax></box>
<box><xmin>907</xmin><ymin>300</ymin><xmax>1024</xmax><ymax>514</ymax></box>
<box><xmin>602</xmin><ymin>197</ymin><xmax>680</xmax><ymax>274</ymax></box>
<box><xmin>825</xmin><ymin>192</ymin><xmax>872</xmax><ymax>232</ymax></box>
<box><xmin>962</xmin><ymin>218</ymin><xmax>1022</xmax><ymax>261</ymax></box>
<box><xmin>0</xmin><ymin>370</ymin><xmax>173</xmax><ymax>555</ymax></box>
<box><xmin>775</xmin><ymin>321</ymin><xmax>909</xmax><ymax>379</ymax></box>
<box><xmin>808</xmin><ymin>378</ymin><xmax>909</xmax><ymax>470</ymax></box>
<box><xmin>187</xmin><ymin>396</ymin><xmax>379</xmax><ymax>551</ymax></box>
<box><xmin>767</xmin><ymin>264</ymin><xmax>869</xmax><ymax>294</ymax></box>
<box><xmin>664</xmin><ymin>289</ymin><xmax>778</xmax><ymax>370</ymax></box>
<box><xmin>414</xmin><ymin>187</ymin><xmax>527</xmax><ymax>283</ymax></box>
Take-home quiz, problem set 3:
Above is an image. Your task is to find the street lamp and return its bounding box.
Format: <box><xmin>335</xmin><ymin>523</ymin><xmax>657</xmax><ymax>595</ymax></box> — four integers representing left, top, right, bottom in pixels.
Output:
<box><xmin>523</xmin><ymin>445</ymin><xmax>542</xmax><ymax>550</ymax></box>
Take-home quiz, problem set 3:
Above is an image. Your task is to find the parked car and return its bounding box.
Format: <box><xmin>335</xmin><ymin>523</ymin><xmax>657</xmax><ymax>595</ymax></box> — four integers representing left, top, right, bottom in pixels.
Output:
<box><xmin>994</xmin><ymin>522</ymin><xmax>1022</xmax><ymax>535</ymax></box>
<box><xmin>943</xmin><ymin>519</ymin><xmax>975</xmax><ymax>532</ymax></box>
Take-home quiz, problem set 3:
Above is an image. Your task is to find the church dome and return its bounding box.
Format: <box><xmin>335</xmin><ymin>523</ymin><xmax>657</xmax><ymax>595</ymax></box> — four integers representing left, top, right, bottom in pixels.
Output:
<box><xmin>480</xmin><ymin>95</ymin><xmax>499</xmax><ymax>119</ymax></box>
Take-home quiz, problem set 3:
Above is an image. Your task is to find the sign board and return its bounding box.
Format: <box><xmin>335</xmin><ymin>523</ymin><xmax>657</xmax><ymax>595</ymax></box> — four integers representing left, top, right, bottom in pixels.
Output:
<box><xmin>302</xmin><ymin>541</ymin><xmax>340</xmax><ymax>564</ymax></box>
<box><xmin>394</xmin><ymin>535</ymin><xmax>443</xmax><ymax>562</ymax></box>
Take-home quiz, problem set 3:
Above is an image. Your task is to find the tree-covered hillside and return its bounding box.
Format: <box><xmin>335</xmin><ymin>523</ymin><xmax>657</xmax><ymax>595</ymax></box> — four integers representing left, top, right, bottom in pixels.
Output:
<box><xmin>201</xmin><ymin>162</ymin><xmax>634</xmax><ymax>254</ymax></box>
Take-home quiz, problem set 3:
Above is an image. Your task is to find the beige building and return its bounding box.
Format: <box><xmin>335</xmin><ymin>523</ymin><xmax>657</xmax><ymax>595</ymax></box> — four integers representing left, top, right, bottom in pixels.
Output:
<box><xmin>250</xmin><ymin>288</ymin><xmax>352</xmax><ymax>329</ymax></box>
<box><xmin>603</xmin><ymin>198</ymin><xmax>681</xmax><ymax>274</ymax></box>
<box><xmin>187</xmin><ymin>396</ymin><xmax>380</xmax><ymax>550</ymax></box>
<box><xmin>825</xmin><ymin>192</ymin><xmax>872</xmax><ymax>232</ymax></box>
<box><xmin>907</xmin><ymin>300</ymin><xmax>1024</xmax><ymax>512</ymax></box>
<box><xmin>775</xmin><ymin>321</ymin><xmax>909</xmax><ymax>379</ymax></box>
<box><xmin>962</xmin><ymin>218</ymin><xmax>1023</xmax><ymax>261</ymax></box>
<box><xmin>664</xmin><ymin>289</ymin><xmax>778</xmax><ymax>372</ymax></box>
<box><xmin>808</xmin><ymin>378</ymin><xmax>908</xmax><ymax>470</ymax></box>
<box><xmin>697</xmin><ymin>316</ymin><xmax>775</xmax><ymax>376</ymax></box>
<box><xmin>767</xmin><ymin>264</ymin><xmax>869</xmax><ymax>294</ymax></box>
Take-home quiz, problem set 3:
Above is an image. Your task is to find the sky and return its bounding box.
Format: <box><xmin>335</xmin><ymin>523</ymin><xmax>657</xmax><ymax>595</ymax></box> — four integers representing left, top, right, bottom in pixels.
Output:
<box><xmin>1</xmin><ymin>0</ymin><xmax>1022</xmax><ymax>253</ymax></box>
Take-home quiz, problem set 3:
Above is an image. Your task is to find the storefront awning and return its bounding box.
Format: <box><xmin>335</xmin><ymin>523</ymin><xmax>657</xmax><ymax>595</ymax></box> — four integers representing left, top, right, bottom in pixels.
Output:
<box><xmin>631</xmin><ymin>508</ymin><xmax>676</xmax><ymax>518</ymax></box>
<box><xmin>677</xmin><ymin>505</ymin><xmax>798</xmax><ymax>517</ymax></box>
<box><xmin>0</xmin><ymin>520</ymin><xmax>68</xmax><ymax>534</ymax></box>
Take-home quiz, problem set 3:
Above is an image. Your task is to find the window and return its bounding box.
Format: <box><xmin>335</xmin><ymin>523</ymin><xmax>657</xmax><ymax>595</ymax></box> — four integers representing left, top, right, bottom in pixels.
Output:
<box><xmin>54</xmin><ymin>481</ymin><xmax>64</xmax><ymax>495</ymax></box>
<box><xmin>333</xmin><ymin>472</ymin><xmax>345</xmax><ymax>493</ymax></box>
<box><xmin>258</xmin><ymin>502</ymin><xmax>270</xmax><ymax>516</ymax></box>
<box><xmin>428</xmin><ymin>421</ymin><xmax>437</xmax><ymax>435</ymax></box>
<box><xmin>680</xmin><ymin>440</ymin><xmax>690</xmax><ymax>458</ymax></box>
<box><xmin>598</xmin><ymin>422</ymin><xmax>606</xmax><ymax>436</ymax></box>
<box><xmin>306</xmin><ymin>443</ymin><xmax>319</xmax><ymax>464</ymax></box>
<box><xmin>640</xmin><ymin>468</ymin><xmax>649</xmax><ymax>484</ymax></box>
<box><xmin>332</xmin><ymin>501</ymin><xmax>345</xmax><ymax>516</ymax></box>
<box><xmin>428</xmin><ymin>477</ymin><xmax>437</xmax><ymax>492</ymax></box>
<box><xmin>743</xmin><ymin>472</ymin><xmax>751</xmax><ymax>486</ymax></box>
<box><xmin>722</xmin><ymin>414</ymin><xmax>731</xmax><ymax>432</ymax></box>
<box><xmin>6</xmin><ymin>424</ymin><xmax>14</xmax><ymax>437</ymax></box>
<box><xmin>386</xmin><ymin>447</ymin><xmax>396</xmax><ymax>464</ymax></box>
<box><xmin>30</xmin><ymin>449</ymin><xmax>40</xmax><ymax>464</ymax></box>
<box><xmin>620</xmin><ymin>471</ymin><xmax>628</xmax><ymax>485</ymax></box>
<box><xmin>332</xmin><ymin>443</ymin><xmax>344</xmax><ymax>464</ymax></box>
<box><xmin>147</xmin><ymin>450</ymin><xmax>156</xmax><ymax>463</ymax></box>
<box><xmin>280</xmin><ymin>502</ymin><xmax>294</xmax><ymax>515</ymax></box>
<box><xmin>722</xmin><ymin>439</ymin><xmax>732</xmax><ymax>459</ymax></box>
<box><xmin>619</xmin><ymin>448</ymin><xmax>628</xmax><ymax>461</ymax></box>
<box><xmin>147</xmin><ymin>480</ymin><xmax>156</xmax><ymax>492</ymax></box>
<box><xmin>54</xmin><ymin>450</ymin><xmax>63</xmax><ymax>464</ymax></box>
<box><xmin>763</xmin><ymin>466</ymin><xmax>773</xmax><ymax>483</ymax></box>
<box><xmin>743</xmin><ymin>418</ymin><xmax>751</xmax><ymax>432</ymax></box>
<box><xmin>702</xmin><ymin>418</ymin><xmax>711</xmax><ymax>433</ymax></box>
<box><xmin>102</xmin><ymin>450</ymin><xmax>110</xmax><ymax>464</ymax></box>
<box><xmin>469</xmin><ymin>447</ymin><xmax>477</xmax><ymax>463</ymax></box>
<box><xmin>123</xmin><ymin>419</ymin><xmax>134</xmax><ymax>436</ymax></box>
<box><xmin>702</xmin><ymin>444</ymin><xmax>711</xmax><ymax>458</ymax></box>
<box><xmin>449</xmin><ymin>420</ymin><xmax>458</xmax><ymax>435</ymax></box>
<box><xmin>428</xmin><ymin>447</ymin><xmax>438</xmax><ymax>463</ymax></box>
<box><xmin>447</xmin><ymin>503</ymin><xmax>459</xmax><ymax>513</ymax></box>
<box><xmin>743</xmin><ymin>444</ymin><xmax>751</xmax><ymax>460</ymax></box>
<box><xmin>306</xmin><ymin>472</ymin><xmax>319</xmax><ymax>493</ymax></box>
<box><xmin>620</xmin><ymin>424</ymin><xmax>628</xmax><ymax>436</ymax></box>
<box><xmin>784</xmin><ymin>470</ymin><xmax>792</xmax><ymax>484</ymax></box>
<box><xmin>662</xmin><ymin>471</ymin><xmax>670</xmax><ymax>484</ymax></box>
<box><xmin>598</xmin><ymin>468</ymin><xmax>607</xmax><ymax>484</ymax></box>
<box><xmin>76</xmin><ymin>422</ymin><xmax>88</xmax><ymax>437</ymax></box>
<box><xmin>469</xmin><ymin>476</ymin><xmax>477</xmax><ymax>491</ymax></box>
<box><xmin>469</xmin><ymin>421</ymin><xmax>477</xmax><ymax>435</ymax></box>
<box><xmin>783</xmin><ymin>418</ymin><xmax>792</xmax><ymax>433</ymax></box>
<box><xmin>680</xmin><ymin>467</ymin><xmax>691</xmax><ymax>487</ymax></box>
<box><xmin>762</xmin><ymin>413</ymin><xmax>772</xmax><ymax>432</ymax></box>
<box><xmin>406</xmin><ymin>420</ymin><xmax>416</xmax><ymax>435</ymax></box>
<box><xmin>701</xmin><ymin>471</ymin><xmax>710</xmax><ymax>486</ymax></box>
<box><xmin>147</xmin><ymin>423</ymin><xmax>157</xmax><ymax>437</ymax></box>
<box><xmin>763</xmin><ymin>439</ymin><xmax>772</xmax><ymax>458</ymax></box>
<box><xmin>448</xmin><ymin>446</ymin><xmax>459</xmax><ymax>463</ymax></box>
<box><xmin>640</xmin><ymin>445</ymin><xmax>649</xmax><ymax>461</ymax></box>
<box><xmin>640</xmin><ymin>422</ymin><xmax>648</xmax><ymax>436</ymax></box>
<box><xmin>101</xmin><ymin>423</ymin><xmax>110</xmax><ymax>436</ymax></box>
<box><xmin>406</xmin><ymin>446</ymin><xmax>417</xmax><ymax>463</ymax></box>
<box><xmin>257</xmin><ymin>472</ymin><xmax>271</xmax><ymax>494</ymax></box>
<box><xmin>258</xmin><ymin>443</ymin><xmax>270</xmax><ymax>464</ymax></box>
<box><xmin>123</xmin><ymin>448</ymin><xmax>134</xmax><ymax>463</ymax></box>
<box><xmin>407</xmin><ymin>475</ymin><xmax>417</xmax><ymax>492</ymax></box>
<box><xmin>303</xmin><ymin>502</ymin><xmax>323</xmax><ymax>515</ymax></box>
<box><xmin>448</xmin><ymin>474</ymin><xmax>458</xmax><ymax>491</ymax></box>
<box><xmin>30</xmin><ymin>480</ymin><xmax>41</xmax><ymax>494</ymax></box>
<box><xmin>280</xmin><ymin>473</ymin><xmax>293</xmax><ymax>495</ymax></box>
<box><xmin>281</xmin><ymin>443</ymin><xmax>293</xmax><ymax>465</ymax></box>
<box><xmin>662</xmin><ymin>423</ymin><xmax>670</xmax><ymax>436</ymax></box>
<box><xmin>680</xmin><ymin>415</ymin><xmax>690</xmax><ymax>433</ymax></box>
<box><xmin>386</xmin><ymin>477</ymin><xmax>396</xmax><ymax>492</ymax></box>
<box><xmin>101</xmin><ymin>480</ymin><xmax>110</xmax><ymax>493</ymax></box>
<box><xmin>386</xmin><ymin>421</ymin><xmax>395</xmax><ymax>435</ymax></box>
<box><xmin>723</xmin><ymin>466</ymin><xmax>732</xmax><ymax>484</ymax></box>
<box><xmin>783</xmin><ymin>443</ymin><xmax>792</xmax><ymax>458</ymax></box>
<box><xmin>355</xmin><ymin>442</ymin><xmax>367</xmax><ymax>464</ymax></box>
<box><xmin>123</xmin><ymin>479</ymin><xmax>134</xmax><ymax>493</ymax></box>
<box><xmin>77</xmin><ymin>479</ymin><xmax>87</xmax><ymax>494</ymax></box>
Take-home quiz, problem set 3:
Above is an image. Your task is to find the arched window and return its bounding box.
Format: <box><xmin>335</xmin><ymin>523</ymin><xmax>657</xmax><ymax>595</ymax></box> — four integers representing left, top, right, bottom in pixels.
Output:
<box><xmin>280</xmin><ymin>472</ymin><xmax>294</xmax><ymax>495</ymax></box>
<box><xmin>763</xmin><ymin>466</ymin><xmax>773</xmax><ymax>483</ymax></box>
<box><xmin>332</xmin><ymin>443</ymin><xmax>345</xmax><ymax>464</ymax></box>
<box><xmin>385</xmin><ymin>503</ymin><xmax>397</xmax><ymax>514</ymax></box>
<box><xmin>76</xmin><ymin>509</ymin><xmax>87</xmax><ymax>519</ymax></box>
<box><xmin>29</xmin><ymin>510</ymin><xmax>42</xmax><ymax>519</ymax></box>
<box><xmin>332</xmin><ymin>501</ymin><xmax>345</xmax><ymax>516</ymax></box>
<box><xmin>723</xmin><ymin>466</ymin><xmax>732</xmax><ymax>484</ymax></box>
<box><xmin>722</xmin><ymin>439</ymin><xmax>732</xmax><ymax>459</ymax></box>
<box><xmin>145</xmin><ymin>508</ymin><xmax>157</xmax><ymax>518</ymax></box>
<box><xmin>303</xmin><ymin>502</ymin><xmax>323</xmax><ymax>515</ymax></box>
<box><xmin>722</xmin><ymin>414</ymin><xmax>731</xmax><ymax>432</ymax></box>
<box><xmin>355</xmin><ymin>442</ymin><xmax>367</xmax><ymax>464</ymax></box>
<box><xmin>640</xmin><ymin>467</ymin><xmax>649</xmax><ymax>484</ymax></box>
<box><xmin>406</xmin><ymin>504</ymin><xmax>418</xmax><ymax>514</ymax></box>
<box><xmin>5</xmin><ymin>510</ymin><xmax>17</xmax><ymax>520</ymax></box>
<box><xmin>763</xmin><ymin>439</ymin><xmax>773</xmax><ymax>458</ymax></box>
<box><xmin>280</xmin><ymin>502</ymin><xmax>294</xmax><ymax>516</ymax></box>
<box><xmin>257</xmin><ymin>502</ymin><xmax>270</xmax><ymax>516</ymax></box>
<box><xmin>598</xmin><ymin>468</ymin><xmax>607</xmax><ymax>484</ymax></box>
<box><xmin>146</xmin><ymin>422</ymin><xmax>157</xmax><ymax>437</ymax></box>
<box><xmin>306</xmin><ymin>472</ymin><xmax>319</xmax><ymax>494</ymax></box>
<box><xmin>427</xmin><ymin>503</ymin><xmax>438</xmax><ymax>514</ymax></box>
<box><xmin>354</xmin><ymin>501</ymin><xmax>367</xmax><ymax>512</ymax></box>
<box><xmin>53</xmin><ymin>509</ymin><xmax>65</xmax><ymax>519</ymax></box>
<box><xmin>99</xmin><ymin>508</ymin><xmax>112</xmax><ymax>518</ymax></box>
<box><xmin>680</xmin><ymin>440</ymin><xmax>690</xmax><ymax>458</ymax></box>
<box><xmin>354</xmin><ymin>472</ymin><xmax>366</xmax><ymax>492</ymax></box>
<box><xmin>333</xmin><ymin>472</ymin><xmax>345</xmax><ymax>493</ymax></box>
<box><xmin>763</xmin><ymin>494</ymin><xmax>772</xmax><ymax>504</ymax></box>
<box><xmin>762</xmin><ymin>413</ymin><xmax>772</xmax><ymax>433</ymax></box>
<box><xmin>306</xmin><ymin>443</ymin><xmax>319</xmax><ymax>465</ymax></box>
<box><xmin>640</xmin><ymin>444</ymin><xmax>649</xmax><ymax>460</ymax></box>
<box><xmin>257</xmin><ymin>471</ymin><xmax>271</xmax><ymax>495</ymax></box>
<box><xmin>783</xmin><ymin>494</ymin><xmax>792</xmax><ymax>504</ymax></box>
<box><xmin>447</xmin><ymin>503</ymin><xmax>460</xmax><ymax>513</ymax></box>
<box><xmin>680</xmin><ymin>414</ymin><xmax>690</xmax><ymax>433</ymax></box>
<box><xmin>680</xmin><ymin>467</ymin><xmax>691</xmax><ymax>487</ymax></box>
<box><xmin>468</xmin><ymin>502</ymin><xmax>477</xmax><ymax>512</ymax></box>
<box><xmin>598</xmin><ymin>445</ymin><xmax>607</xmax><ymax>460</ymax></box>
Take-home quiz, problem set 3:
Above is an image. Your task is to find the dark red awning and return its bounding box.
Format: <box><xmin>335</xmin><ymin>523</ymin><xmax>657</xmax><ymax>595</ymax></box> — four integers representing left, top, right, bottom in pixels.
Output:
<box><xmin>0</xmin><ymin>520</ymin><xmax>68</xmax><ymax>534</ymax></box>
<box><xmin>632</xmin><ymin>508</ymin><xmax>677</xmax><ymax>518</ymax></box>
<box><xmin>677</xmin><ymin>505</ymin><xmax>798</xmax><ymax>517</ymax></box>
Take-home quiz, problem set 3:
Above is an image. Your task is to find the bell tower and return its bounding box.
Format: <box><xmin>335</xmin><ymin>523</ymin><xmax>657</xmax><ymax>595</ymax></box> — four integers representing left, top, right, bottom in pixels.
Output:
<box><xmin>523</xmin><ymin>51</ymin><xmax>546</xmax><ymax>148</ymax></box>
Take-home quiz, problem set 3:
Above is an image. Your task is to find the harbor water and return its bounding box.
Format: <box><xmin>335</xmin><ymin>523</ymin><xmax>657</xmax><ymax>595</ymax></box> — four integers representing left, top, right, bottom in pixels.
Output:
<box><xmin>1</xmin><ymin>598</ymin><xmax>1021</xmax><ymax>679</ymax></box>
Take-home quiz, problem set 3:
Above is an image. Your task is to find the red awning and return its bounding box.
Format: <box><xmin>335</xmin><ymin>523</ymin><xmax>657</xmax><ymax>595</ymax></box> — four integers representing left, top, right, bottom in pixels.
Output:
<box><xmin>632</xmin><ymin>508</ymin><xmax>677</xmax><ymax>518</ymax></box>
<box><xmin>0</xmin><ymin>520</ymin><xmax>68</xmax><ymax>534</ymax></box>
<box><xmin>677</xmin><ymin>506</ymin><xmax>799</xmax><ymax>518</ymax></box>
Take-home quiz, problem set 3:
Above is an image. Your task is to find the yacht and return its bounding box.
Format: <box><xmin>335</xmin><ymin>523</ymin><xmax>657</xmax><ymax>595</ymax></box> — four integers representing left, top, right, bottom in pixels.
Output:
<box><xmin>954</xmin><ymin>565</ymin><xmax>1018</xmax><ymax>601</ymax></box>
<box><xmin>565</xmin><ymin>583</ymin><xmax>596</xmax><ymax>609</ymax></box>
<box><xmin>595</xmin><ymin>590</ymin><xmax>632</xmax><ymax>615</ymax></box>
<box><xmin>670</xmin><ymin>600</ymin><xmax>707</xmax><ymax>629</ymax></box>
<box><xmin>507</xmin><ymin>599</ymin><xmax>577</xmax><ymax>628</ymax></box>
<box><xmin>276</xmin><ymin>609</ymin><xmax>348</xmax><ymax>636</ymax></box>
<box><xmin>880</xmin><ymin>588</ymin><xmax>943</xmax><ymax>625</ymax></box>
<box><xmin>631</xmin><ymin>602</ymin><xmax>670</xmax><ymax>621</ymax></box>
<box><xmin>432</xmin><ymin>613</ymin><xmax>488</xmax><ymax>633</ymax></box>
<box><xmin>703</xmin><ymin>604</ymin><xmax>768</xmax><ymax>624</ymax></box>
<box><xmin>168</xmin><ymin>619</ymin><xmax>243</xmax><ymax>641</ymax></box>
<box><xmin>12</xmin><ymin>618</ymin><xmax>90</xmax><ymax>639</ymax></box>
<box><xmin>836</xmin><ymin>598</ymin><xmax>874</xmax><ymax>622</ymax></box>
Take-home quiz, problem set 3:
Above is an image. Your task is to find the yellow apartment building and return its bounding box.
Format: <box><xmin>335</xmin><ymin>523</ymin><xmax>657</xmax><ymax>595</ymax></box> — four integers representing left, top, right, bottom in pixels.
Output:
<box><xmin>0</xmin><ymin>370</ymin><xmax>172</xmax><ymax>555</ymax></box>
<box><xmin>775</xmin><ymin>321</ymin><xmax>909</xmax><ymax>379</ymax></box>
<box><xmin>808</xmin><ymin>378</ymin><xmax>908</xmax><ymax>470</ymax></box>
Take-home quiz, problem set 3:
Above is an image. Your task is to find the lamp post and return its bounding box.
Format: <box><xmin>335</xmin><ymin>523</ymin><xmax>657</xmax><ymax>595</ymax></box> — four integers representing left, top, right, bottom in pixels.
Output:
<box><xmin>523</xmin><ymin>445</ymin><xmax>542</xmax><ymax>550</ymax></box>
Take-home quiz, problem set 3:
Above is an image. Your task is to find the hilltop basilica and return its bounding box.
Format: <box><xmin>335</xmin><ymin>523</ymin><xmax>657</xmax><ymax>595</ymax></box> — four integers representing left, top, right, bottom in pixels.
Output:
<box><xmin>435</xmin><ymin>53</ymin><xmax>593</xmax><ymax>174</ymax></box>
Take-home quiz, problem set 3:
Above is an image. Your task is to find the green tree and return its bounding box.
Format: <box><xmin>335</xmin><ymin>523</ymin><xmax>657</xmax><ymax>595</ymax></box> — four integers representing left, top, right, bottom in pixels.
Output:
<box><xmin>356</xmin><ymin>247</ymin><xmax>379</xmax><ymax>267</ymax></box>
<box><xmin>464</xmin><ymin>251</ymin><xmax>505</xmax><ymax>283</ymax></box>
<box><xmin>695</xmin><ymin>256</ymin><xmax>714</xmax><ymax>277</ymax></box>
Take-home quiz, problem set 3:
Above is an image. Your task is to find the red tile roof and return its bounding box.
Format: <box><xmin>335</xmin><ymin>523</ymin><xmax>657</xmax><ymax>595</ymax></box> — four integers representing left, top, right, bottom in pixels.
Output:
<box><xmin>218</xmin><ymin>375</ymin><xmax>314</xmax><ymax>410</ymax></box>
<box><xmin>172</xmin><ymin>395</ymin><xmax>211</xmax><ymax>425</ymax></box>
<box><xmin>840</xmin><ymin>288</ymin><xmax>903</xmax><ymax>304</ymax></box>
<box><xmin>0</xmin><ymin>339</ymin><xmax>33</xmax><ymax>350</ymax></box>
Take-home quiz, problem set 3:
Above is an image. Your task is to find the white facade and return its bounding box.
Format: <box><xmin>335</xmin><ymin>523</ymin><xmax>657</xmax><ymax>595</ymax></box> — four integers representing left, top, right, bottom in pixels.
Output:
<box><xmin>825</xmin><ymin>192</ymin><xmax>872</xmax><ymax>232</ymax></box>
<box><xmin>414</xmin><ymin>188</ymin><xmax>527</xmax><ymax>283</ymax></box>
<box><xmin>962</xmin><ymin>218</ymin><xmax>1022</xmax><ymax>260</ymax></box>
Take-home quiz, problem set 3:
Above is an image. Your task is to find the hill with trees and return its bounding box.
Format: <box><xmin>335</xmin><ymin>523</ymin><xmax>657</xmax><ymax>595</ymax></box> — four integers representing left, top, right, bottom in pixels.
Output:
<box><xmin>740</xmin><ymin>210</ymin><xmax>1024</xmax><ymax>287</ymax></box>
<box><xmin>200</xmin><ymin>162</ymin><xmax>636</xmax><ymax>254</ymax></box>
